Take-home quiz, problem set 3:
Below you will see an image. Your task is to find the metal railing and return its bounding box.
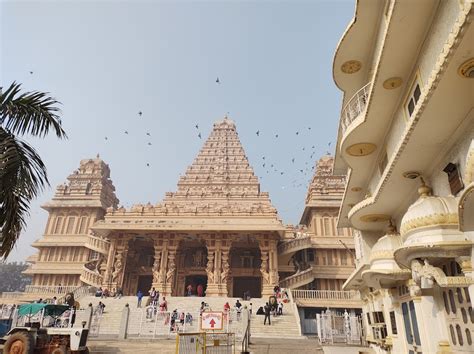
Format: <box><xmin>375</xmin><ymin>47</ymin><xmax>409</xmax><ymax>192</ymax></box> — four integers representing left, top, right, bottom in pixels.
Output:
<box><xmin>292</xmin><ymin>289</ymin><xmax>361</xmax><ymax>301</ymax></box>
<box><xmin>341</xmin><ymin>82</ymin><xmax>371</xmax><ymax>135</ymax></box>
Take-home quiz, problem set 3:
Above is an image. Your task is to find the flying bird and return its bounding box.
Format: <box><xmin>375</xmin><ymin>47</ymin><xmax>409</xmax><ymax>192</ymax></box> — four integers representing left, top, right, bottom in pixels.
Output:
<box><xmin>146</xmin><ymin>163</ymin><xmax>150</xmax><ymax>167</ymax></box>
<box><xmin>256</xmin><ymin>130</ymin><xmax>260</xmax><ymax>136</ymax></box>
<box><xmin>302</xmin><ymin>147</ymin><xmax>305</xmax><ymax>151</ymax></box>
<box><xmin>216</xmin><ymin>77</ymin><xmax>220</xmax><ymax>84</ymax></box>
<box><xmin>198</xmin><ymin>133</ymin><xmax>202</xmax><ymax>139</ymax></box>
<box><xmin>280</xmin><ymin>172</ymin><xmax>284</xmax><ymax>175</ymax></box>
<box><xmin>29</xmin><ymin>71</ymin><xmax>33</xmax><ymax>75</ymax></box>
<box><xmin>263</xmin><ymin>163</ymin><xmax>266</xmax><ymax>167</ymax></box>
<box><xmin>195</xmin><ymin>124</ymin><xmax>199</xmax><ymax>129</ymax></box>
<box><xmin>124</xmin><ymin>131</ymin><xmax>128</xmax><ymax>134</ymax></box>
<box><xmin>138</xmin><ymin>111</ymin><xmax>143</xmax><ymax>116</ymax></box>
<box><xmin>148</xmin><ymin>142</ymin><xmax>152</xmax><ymax>146</ymax></box>
<box><xmin>146</xmin><ymin>132</ymin><xmax>151</xmax><ymax>136</ymax></box>
<box><xmin>275</xmin><ymin>134</ymin><xmax>279</xmax><ymax>138</ymax></box>
<box><xmin>104</xmin><ymin>137</ymin><xmax>108</xmax><ymax>140</ymax></box>
<box><xmin>296</xmin><ymin>131</ymin><xmax>299</xmax><ymax>135</ymax></box>
<box><xmin>308</xmin><ymin>127</ymin><xmax>312</xmax><ymax>130</ymax></box>
<box><xmin>262</xmin><ymin>156</ymin><xmax>265</xmax><ymax>160</ymax></box>
<box><xmin>292</xmin><ymin>158</ymin><xmax>295</xmax><ymax>163</ymax></box>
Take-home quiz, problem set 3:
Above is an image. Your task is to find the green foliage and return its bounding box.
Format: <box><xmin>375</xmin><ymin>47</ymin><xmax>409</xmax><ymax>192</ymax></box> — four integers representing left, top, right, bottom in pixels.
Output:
<box><xmin>0</xmin><ymin>262</ymin><xmax>31</xmax><ymax>293</ymax></box>
<box><xmin>0</xmin><ymin>82</ymin><xmax>65</xmax><ymax>258</ymax></box>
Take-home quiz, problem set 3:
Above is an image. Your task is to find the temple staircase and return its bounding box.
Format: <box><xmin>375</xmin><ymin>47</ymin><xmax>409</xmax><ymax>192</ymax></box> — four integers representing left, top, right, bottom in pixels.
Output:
<box><xmin>76</xmin><ymin>295</ymin><xmax>302</xmax><ymax>338</ymax></box>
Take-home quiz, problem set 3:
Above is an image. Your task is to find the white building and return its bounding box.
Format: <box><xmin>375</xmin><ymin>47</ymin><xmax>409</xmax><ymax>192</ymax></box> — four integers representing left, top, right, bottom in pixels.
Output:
<box><xmin>333</xmin><ymin>0</ymin><xmax>474</xmax><ymax>353</ymax></box>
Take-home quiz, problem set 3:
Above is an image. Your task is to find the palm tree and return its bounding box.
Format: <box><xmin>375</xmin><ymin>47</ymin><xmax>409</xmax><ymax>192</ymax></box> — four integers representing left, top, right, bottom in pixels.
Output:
<box><xmin>1</xmin><ymin>82</ymin><xmax>66</xmax><ymax>258</ymax></box>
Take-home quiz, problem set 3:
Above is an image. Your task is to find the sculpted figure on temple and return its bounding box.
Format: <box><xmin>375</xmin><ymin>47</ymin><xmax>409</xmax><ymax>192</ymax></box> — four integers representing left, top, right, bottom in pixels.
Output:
<box><xmin>112</xmin><ymin>252</ymin><xmax>123</xmax><ymax>281</ymax></box>
<box><xmin>221</xmin><ymin>251</ymin><xmax>230</xmax><ymax>284</ymax></box>
<box><xmin>206</xmin><ymin>252</ymin><xmax>215</xmax><ymax>283</ymax></box>
<box><xmin>260</xmin><ymin>253</ymin><xmax>270</xmax><ymax>285</ymax></box>
<box><xmin>152</xmin><ymin>251</ymin><xmax>161</xmax><ymax>283</ymax></box>
<box><xmin>166</xmin><ymin>257</ymin><xmax>176</xmax><ymax>283</ymax></box>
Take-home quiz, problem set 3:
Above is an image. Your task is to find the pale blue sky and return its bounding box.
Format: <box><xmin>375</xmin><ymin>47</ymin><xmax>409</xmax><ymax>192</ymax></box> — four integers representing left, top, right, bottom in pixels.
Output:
<box><xmin>1</xmin><ymin>0</ymin><xmax>354</xmax><ymax>261</ymax></box>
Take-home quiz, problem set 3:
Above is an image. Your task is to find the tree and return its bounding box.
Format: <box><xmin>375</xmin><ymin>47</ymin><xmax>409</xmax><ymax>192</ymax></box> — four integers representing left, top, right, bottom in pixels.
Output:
<box><xmin>0</xmin><ymin>82</ymin><xmax>65</xmax><ymax>258</ymax></box>
<box><xmin>0</xmin><ymin>262</ymin><xmax>31</xmax><ymax>293</ymax></box>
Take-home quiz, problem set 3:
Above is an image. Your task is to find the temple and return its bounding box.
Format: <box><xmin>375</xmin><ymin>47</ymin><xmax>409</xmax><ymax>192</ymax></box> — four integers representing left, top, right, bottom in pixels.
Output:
<box><xmin>23</xmin><ymin>117</ymin><xmax>358</xmax><ymax>310</ymax></box>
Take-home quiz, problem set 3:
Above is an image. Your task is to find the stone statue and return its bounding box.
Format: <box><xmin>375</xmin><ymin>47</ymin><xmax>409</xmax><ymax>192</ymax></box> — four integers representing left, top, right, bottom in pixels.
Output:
<box><xmin>206</xmin><ymin>252</ymin><xmax>215</xmax><ymax>283</ymax></box>
<box><xmin>112</xmin><ymin>252</ymin><xmax>123</xmax><ymax>282</ymax></box>
<box><xmin>166</xmin><ymin>257</ymin><xmax>176</xmax><ymax>283</ymax></box>
<box><xmin>221</xmin><ymin>251</ymin><xmax>230</xmax><ymax>284</ymax></box>
<box><xmin>260</xmin><ymin>253</ymin><xmax>270</xmax><ymax>285</ymax></box>
<box><xmin>193</xmin><ymin>249</ymin><xmax>203</xmax><ymax>267</ymax></box>
<box><xmin>152</xmin><ymin>251</ymin><xmax>161</xmax><ymax>283</ymax></box>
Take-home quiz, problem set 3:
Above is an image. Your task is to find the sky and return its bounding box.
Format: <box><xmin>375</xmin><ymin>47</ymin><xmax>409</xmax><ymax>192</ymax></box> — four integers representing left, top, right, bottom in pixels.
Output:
<box><xmin>1</xmin><ymin>0</ymin><xmax>354</xmax><ymax>262</ymax></box>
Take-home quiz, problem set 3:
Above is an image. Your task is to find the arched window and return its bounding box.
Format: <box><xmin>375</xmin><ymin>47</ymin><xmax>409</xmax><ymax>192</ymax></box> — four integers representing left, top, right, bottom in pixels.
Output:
<box><xmin>85</xmin><ymin>183</ymin><xmax>92</xmax><ymax>195</ymax></box>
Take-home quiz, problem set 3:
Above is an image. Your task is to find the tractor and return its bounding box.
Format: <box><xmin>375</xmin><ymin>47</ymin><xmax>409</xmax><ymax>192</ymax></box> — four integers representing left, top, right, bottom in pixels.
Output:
<box><xmin>0</xmin><ymin>303</ymin><xmax>90</xmax><ymax>354</ymax></box>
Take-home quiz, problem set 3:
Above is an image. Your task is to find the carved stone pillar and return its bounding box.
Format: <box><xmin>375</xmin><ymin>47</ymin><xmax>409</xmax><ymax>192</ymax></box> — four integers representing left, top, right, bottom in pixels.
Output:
<box><xmin>259</xmin><ymin>237</ymin><xmax>273</xmax><ymax>296</ymax></box>
<box><xmin>457</xmin><ymin>256</ymin><xmax>474</xmax><ymax>302</ymax></box>
<box><xmin>151</xmin><ymin>238</ymin><xmax>164</xmax><ymax>293</ymax></box>
<box><xmin>110</xmin><ymin>238</ymin><xmax>129</xmax><ymax>291</ymax></box>
<box><xmin>268</xmin><ymin>240</ymin><xmax>279</xmax><ymax>287</ymax></box>
<box><xmin>163</xmin><ymin>247</ymin><xmax>177</xmax><ymax>296</ymax></box>
<box><xmin>102</xmin><ymin>237</ymin><xmax>117</xmax><ymax>289</ymax></box>
<box><xmin>220</xmin><ymin>247</ymin><xmax>231</xmax><ymax>296</ymax></box>
<box><xmin>205</xmin><ymin>237</ymin><xmax>219</xmax><ymax>296</ymax></box>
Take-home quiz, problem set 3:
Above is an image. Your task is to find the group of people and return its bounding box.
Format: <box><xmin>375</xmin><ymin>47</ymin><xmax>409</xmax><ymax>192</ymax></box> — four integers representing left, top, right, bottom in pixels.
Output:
<box><xmin>95</xmin><ymin>287</ymin><xmax>123</xmax><ymax>299</ymax></box>
<box><xmin>185</xmin><ymin>283</ymin><xmax>205</xmax><ymax>297</ymax></box>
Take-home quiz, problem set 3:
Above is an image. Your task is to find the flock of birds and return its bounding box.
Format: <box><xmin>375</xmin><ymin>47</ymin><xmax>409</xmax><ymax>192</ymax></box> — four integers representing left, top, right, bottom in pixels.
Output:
<box><xmin>28</xmin><ymin>70</ymin><xmax>333</xmax><ymax>194</ymax></box>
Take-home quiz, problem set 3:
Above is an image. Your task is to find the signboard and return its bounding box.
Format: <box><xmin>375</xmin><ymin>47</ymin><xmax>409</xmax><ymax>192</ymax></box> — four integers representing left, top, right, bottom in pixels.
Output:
<box><xmin>200</xmin><ymin>312</ymin><xmax>224</xmax><ymax>331</ymax></box>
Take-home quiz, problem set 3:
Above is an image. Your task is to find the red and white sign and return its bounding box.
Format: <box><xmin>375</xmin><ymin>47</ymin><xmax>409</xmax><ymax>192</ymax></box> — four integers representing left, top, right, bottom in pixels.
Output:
<box><xmin>201</xmin><ymin>312</ymin><xmax>224</xmax><ymax>331</ymax></box>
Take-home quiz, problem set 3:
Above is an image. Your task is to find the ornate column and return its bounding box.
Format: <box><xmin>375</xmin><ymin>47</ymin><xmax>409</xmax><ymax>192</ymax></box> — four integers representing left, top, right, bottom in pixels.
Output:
<box><xmin>259</xmin><ymin>237</ymin><xmax>273</xmax><ymax>296</ymax></box>
<box><xmin>151</xmin><ymin>238</ymin><xmax>164</xmax><ymax>293</ymax></box>
<box><xmin>268</xmin><ymin>239</ymin><xmax>279</xmax><ymax>287</ymax></box>
<box><xmin>205</xmin><ymin>237</ymin><xmax>219</xmax><ymax>296</ymax></box>
<box><xmin>220</xmin><ymin>245</ymin><xmax>231</xmax><ymax>296</ymax></box>
<box><xmin>102</xmin><ymin>237</ymin><xmax>117</xmax><ymax>289</ymax></box>
<box><xmin>163</xmin><ymin>247</ymin><xmax>177</xmax><ymax>296</ymax></box>
<box><xmin>110</xmin><ymin>237</ymin><xmax>130</xmax><ymax>291</ymax></box>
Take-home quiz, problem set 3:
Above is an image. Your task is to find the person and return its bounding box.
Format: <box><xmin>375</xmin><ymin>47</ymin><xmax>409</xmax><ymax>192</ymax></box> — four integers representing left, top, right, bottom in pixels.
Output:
<box><xmin>97</xmin><ymin>301</ymin><xmax>105</xmax><ymax>315</ymax></box>
<box><xmin>185</xmin><ymin>312</ymin><xmax>193</xmax><ymax>325</ymax></box>
<box><xmin>160</xmin><ymin>297</ymin><xmax>168</xmax><ymax>312</ymax></box>
<box><xmin>278</xmin><ymin>301</ymin><xmax>283</xmax><ymax>316</ymax></box>
<box><xmin>249</xmin><ymin>302</ymin><xmax>253</xmax><ymax>316</ymax></box>
<box><xmin>197</xmin><ymin>283</ymin><xmax>204</xmax><ymax>297</ymax></box>
<box><xmin>224</xmin><ymin>302</ymin><xmax>231</xmax><ymax>312</ymax></box>
<box><xmin>37</xmin><ymin>298</ymin><xmax>43</xmax><ymax>304</ymax></box>
<box><xmin>155</xmin><ymin>290</ymin><xmax>160</xmax><ymax>306</ymax></box>
<box><xmin>58</xmin><ymin>283</ymin><xmax>62</xmax><ymax>293</ymax></box>
<box><xmin>186</xmin><ymin>284</ymin><xmax>193</xmax><ymax>296</ymax></box>
<box><xmin>137</xmin><ymin>290</ymin><xmax>144</xmax><ymax>308</ymax></box>
<box><xmin>199</xmin><ymin>301</ymin><xmax>206</xmax><ymax>315</ymax></box>
<box><xmin>256</xmin><ymin>306</ymin><xmax>264</xmax><ymax>315</ymax></box>
<box><xmin>273</xmin><ymin>285</ymin><xmax>280</xmax><ymax>295</ymax></box>
<box><xmin>52</xmin><ymin>296</ymin><xmax>58</xmax><ymax>305</ymax></box>
<box><xmin>116</xmin><ymin>287</ymin><xmax>123</xmax><ymax>299</ymax></box>
<box><xmin>264</xmin><ymin>302</ymin><xmax>271</xmax><ymax>325</ymax></box>
<box><xmin>150</xmin><ymin>287</ymin><xmax>157</xmax><ymax>303</ymax></box>
<box><xmin>179</xmin><ymin>312</ymin><xmax>185</xmax><ymax>325</ymax></box>
<box><xmin>235</xmin><ymin>300</ymin><xmax>242</xmax><ymax>320</ymax></box>
<box><xmin>95</xmin><ymin>287</ymin><xmax>103</xmax><ymax>297</ymax></box>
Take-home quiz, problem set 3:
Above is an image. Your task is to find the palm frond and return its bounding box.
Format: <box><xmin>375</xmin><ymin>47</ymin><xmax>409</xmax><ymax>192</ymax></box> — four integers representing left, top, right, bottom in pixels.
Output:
<box><xmin>0</xmin><ymin>82</ymin><xmax>66</xmax><ymax>139</ymax></box>
<box><xmin>0</xmin><ymin>127</ymin><xmax>49</xmax><ymax>258</ymax></box>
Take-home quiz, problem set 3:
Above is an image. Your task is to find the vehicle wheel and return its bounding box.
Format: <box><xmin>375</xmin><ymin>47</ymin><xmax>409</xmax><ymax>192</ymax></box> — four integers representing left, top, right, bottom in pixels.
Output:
<box><xmin>4</xmin><ymin>331</ymin><xmax>34</xmax><ymax>354</ymax></box>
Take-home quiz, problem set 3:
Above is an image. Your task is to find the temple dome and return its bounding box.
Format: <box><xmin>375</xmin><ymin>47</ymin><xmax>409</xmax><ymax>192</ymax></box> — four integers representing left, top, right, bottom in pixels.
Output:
<box><xmin>400</xmin><ymin>183</ymin><xmax>459</xmax><ymax>237</ymax></box>
<box><xmin>370</xmin><ymin>230</ymin><xmax>403</xmax><ymax>263</ymax></box>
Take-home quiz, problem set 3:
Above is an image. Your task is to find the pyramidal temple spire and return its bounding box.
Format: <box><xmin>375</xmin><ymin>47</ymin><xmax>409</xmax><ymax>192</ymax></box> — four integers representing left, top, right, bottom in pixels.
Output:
<box><xmin>154</xmin><ymin>117</ymin><xmax>279</xmax><ymax>217</ymax></box>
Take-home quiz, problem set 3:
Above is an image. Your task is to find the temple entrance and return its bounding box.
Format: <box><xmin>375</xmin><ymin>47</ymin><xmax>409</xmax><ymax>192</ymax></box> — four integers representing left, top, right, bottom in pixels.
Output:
<box><xmin>137</xmin><ymin>275</ymin><xmax>153</xmax><ymax>296</ymax></box>
<box><xmin>184</xmin><ymin>275</ymin><xmax>207</xmax><ymax>297</ymax></box>
<box><xmin>233</xmin><ymin>277</ymin><xmax>261</xmax><ymax>299</ymax></box>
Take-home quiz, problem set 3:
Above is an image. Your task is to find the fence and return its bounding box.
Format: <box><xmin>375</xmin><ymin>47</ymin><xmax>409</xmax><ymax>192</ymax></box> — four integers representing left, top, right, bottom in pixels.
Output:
<box><xmin>316</xmin><ymin>309</ymin><xmax>363</xmax><ymax>345</ymax></box>
<box><xmin>128</xmin><ymin>307</ymin><xmax>244</xmax><ymax>339</ymax></box>
<box><xmin>176</xmin><ymin>332</ymin><xmax>235</xmax><ymax>354</ymax></box>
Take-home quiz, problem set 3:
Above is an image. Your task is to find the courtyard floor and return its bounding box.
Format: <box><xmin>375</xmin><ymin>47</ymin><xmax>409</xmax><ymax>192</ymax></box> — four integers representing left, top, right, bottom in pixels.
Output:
<box><xmin>87</xmin><ymin>338</ymin><xmax>369</xmax><ymax>354</ymax></box>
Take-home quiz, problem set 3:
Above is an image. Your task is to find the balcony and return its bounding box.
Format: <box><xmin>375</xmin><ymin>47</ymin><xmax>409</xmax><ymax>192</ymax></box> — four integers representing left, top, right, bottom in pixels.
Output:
<box><xmin>291</xmin><ymin>289</ymin><xmax>362</xmax><ymax>308</ymax></box>
<box><xmin>340</xmin><ymin>82</ymin><xmax>371</xmax><ymax>137</ymax></box>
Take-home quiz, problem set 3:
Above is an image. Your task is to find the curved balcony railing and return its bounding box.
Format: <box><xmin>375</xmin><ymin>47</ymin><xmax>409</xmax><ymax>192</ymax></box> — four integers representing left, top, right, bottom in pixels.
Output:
<box><xmin>80</xmin><ymin>265</ymin><xmax>103</xmax><ymax>288</ymax></box>
<box><xmin>341</xmin><ymin>82</ymin><xmax>371</xmax><ymax>136</ymax></box>
<box><xmin>278</xmin><ymin>236</ymin><xmax>312</xmax><ymax>256</ymax></box>
<box><xmin>280</xmin><ymin>267</ymin><xmax>314</xmax><ymax>289</ymax></box>
<box><xmin>85</xmin><ymin>235</ymin><xmax>110</xmax><ymax>255</ymax></box>
<box><xmin>291</xmin><ymin>289</ymin><xmax>361</xmax><ymax>301</ymax></box>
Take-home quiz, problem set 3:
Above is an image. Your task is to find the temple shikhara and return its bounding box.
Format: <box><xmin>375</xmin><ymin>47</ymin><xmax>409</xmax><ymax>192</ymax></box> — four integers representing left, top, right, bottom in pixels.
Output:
<box><xmin>23</xmin><ymin>118</ymin><xmax>357</xmax><ymax>308</ymax></box>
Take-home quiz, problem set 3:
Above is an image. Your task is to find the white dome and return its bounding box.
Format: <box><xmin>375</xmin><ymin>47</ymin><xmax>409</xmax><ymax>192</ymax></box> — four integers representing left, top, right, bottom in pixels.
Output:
<box><xmin>400</xmin><ymin>184</ymin><xmax>459</xmax><ymax>237</ymax></box>
<box><xmin>370</xmin><ymin>231</ymin><xmax>403</xmax><ymax>262</ymax></box>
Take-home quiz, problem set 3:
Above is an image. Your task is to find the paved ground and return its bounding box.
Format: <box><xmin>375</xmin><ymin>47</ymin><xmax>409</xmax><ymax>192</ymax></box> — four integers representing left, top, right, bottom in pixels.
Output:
<box><xmin>88</xmin><ymin>337</ymin><xmax>326</xmax><ymax>353</ymax></box>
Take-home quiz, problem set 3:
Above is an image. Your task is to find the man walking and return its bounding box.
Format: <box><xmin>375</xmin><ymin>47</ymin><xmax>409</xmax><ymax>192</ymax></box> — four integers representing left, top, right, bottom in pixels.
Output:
<box><xmin>264</xmin><ymin>302</ymin><xmax>271</xmax><ymax>325</ymax></box>
<box><xmin>137</xmin><ymin>290</ymin><xmax>144</xmax><ymax>308</ymax></box>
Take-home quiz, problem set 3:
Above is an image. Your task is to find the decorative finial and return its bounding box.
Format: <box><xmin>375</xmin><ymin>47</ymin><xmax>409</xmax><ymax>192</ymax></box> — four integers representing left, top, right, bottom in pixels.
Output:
<box><xmin>96</xmin><ymin>153</ymin><xmax>100</xmax><ymax>159</ymax></box>
<box><xmin>418</xmin><ymin>176</ymin><xmax>432</xmax><ymax>197</ymax></box>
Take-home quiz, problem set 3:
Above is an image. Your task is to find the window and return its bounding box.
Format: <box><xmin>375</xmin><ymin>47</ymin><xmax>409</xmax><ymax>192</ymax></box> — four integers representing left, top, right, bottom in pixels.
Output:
<box><xmin>406</xmin><ymin>80</ymin><xmax>422</xmax><ymax>118</ymax></box>
<box><xmin>402</xmin><ymin>301</ymin><xmax>421</xmax><ymax>347</ymax></box>
<box><xmin>307</xmin><ymin>249</ymin><xmax>315</xmax><ymax>262</ymax></box>
<box><xmin>79</xmin><ymin>217</ymin><xmax>88</xmax><ymax>234</ymax></box>
<box><xmin>390</xmin><ymin>311</ymin><xmax>398</xmax><ymax>335</ymax></box>
<box><xmin>85</xmin><ymin>183</ymin><xmax>92</xmax><ymax>195</ymax></box>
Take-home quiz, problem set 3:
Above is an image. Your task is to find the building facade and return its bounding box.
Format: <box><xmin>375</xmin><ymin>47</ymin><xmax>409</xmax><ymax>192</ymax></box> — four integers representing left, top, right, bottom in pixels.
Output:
<box><xmin>22</xmin><ymin>118</ymin><xmax>359</xmax><ymax>311</ymax></box>
<box><xmin>333</xmin><ymin>0</ymin><xmax>474</xmax><ymax>353</ymax></box>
